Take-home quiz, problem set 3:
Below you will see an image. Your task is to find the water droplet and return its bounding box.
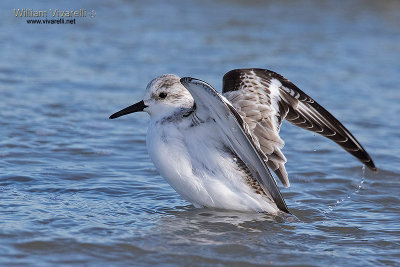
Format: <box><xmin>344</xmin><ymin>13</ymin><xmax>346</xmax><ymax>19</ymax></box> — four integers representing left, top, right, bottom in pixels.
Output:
<box><xmin>232</xmin><ymin>157</ymin><xmax>238</xmax><ymax>163</ymax></box>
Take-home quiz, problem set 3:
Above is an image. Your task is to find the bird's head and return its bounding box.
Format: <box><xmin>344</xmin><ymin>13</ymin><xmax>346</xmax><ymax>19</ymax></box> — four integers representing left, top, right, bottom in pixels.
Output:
<box><xmin>109</xmin><ymin>74</ymin><xmax>194</xmax><ymax>120</ymax></box>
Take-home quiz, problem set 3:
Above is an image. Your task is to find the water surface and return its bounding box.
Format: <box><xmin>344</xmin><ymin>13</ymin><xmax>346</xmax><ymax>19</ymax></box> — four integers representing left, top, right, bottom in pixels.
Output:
<box><xmin>1</xmin><ymin>0</ymin><xmax>399</xmax><ymax>266</ymax></box>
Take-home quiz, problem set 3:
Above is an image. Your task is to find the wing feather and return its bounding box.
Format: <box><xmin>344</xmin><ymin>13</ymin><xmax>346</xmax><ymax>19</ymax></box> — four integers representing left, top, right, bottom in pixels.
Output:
<box><xmin>222</xmin><ymin>68</ymin><xmax>377</xmax><ymax>187</ymax></box>
<box><xmin>180</xmin><ymin>77</ymin><xmax>290</xmax><ymax>214</ymax></box>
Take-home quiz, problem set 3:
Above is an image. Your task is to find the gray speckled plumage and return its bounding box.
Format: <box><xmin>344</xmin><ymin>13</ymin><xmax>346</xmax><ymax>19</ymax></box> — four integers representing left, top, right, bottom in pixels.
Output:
<box><xmin>222</xmin><ymin>68</ymin><xmax>377</xmax><ymax>187</ymax></box>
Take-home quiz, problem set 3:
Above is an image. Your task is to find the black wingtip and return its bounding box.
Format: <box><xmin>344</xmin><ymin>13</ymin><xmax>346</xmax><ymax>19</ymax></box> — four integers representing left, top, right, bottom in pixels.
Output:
<box><xmin>366</xmin><ymin>160</ymin><xmax>378</xmax><ymax>172</ymax></box>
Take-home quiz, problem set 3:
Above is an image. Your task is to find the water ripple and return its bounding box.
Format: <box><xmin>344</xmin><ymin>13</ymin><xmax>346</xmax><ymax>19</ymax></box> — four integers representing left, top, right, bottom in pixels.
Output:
<box><xmin>0</xmin><ymin>0</ymin><xmax>399</xmax><ymax>265</ymax></box>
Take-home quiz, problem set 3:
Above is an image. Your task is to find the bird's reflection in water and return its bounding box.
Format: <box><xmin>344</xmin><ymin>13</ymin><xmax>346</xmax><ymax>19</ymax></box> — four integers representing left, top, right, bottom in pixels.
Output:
<box><xmin>157</xmin><ymin>205</ymin><xmax>297</xmax><ymax>236</ymax></box>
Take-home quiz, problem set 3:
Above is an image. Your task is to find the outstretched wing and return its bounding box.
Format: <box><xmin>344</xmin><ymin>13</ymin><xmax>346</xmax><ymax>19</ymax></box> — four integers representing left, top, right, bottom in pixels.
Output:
<box><xmin>222</xmin><ymin>68</ymin><xmax>377</xmax><ymax>187</ymax></box>
<box><xmin>180</xmin><ymin>77</ymin><xmax>290</xmax><ymax>214</ymax></box>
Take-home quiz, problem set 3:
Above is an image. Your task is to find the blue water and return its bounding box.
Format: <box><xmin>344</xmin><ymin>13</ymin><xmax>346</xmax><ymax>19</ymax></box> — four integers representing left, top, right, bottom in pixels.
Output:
<box><xmin>1</xmin><ymin>0</ymin><xmax>399</xmax><ymax>266</ymax></box>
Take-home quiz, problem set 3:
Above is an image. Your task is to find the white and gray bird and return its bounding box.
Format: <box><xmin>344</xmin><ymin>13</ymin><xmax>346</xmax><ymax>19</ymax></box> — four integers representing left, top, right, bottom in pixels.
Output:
<box><xmin>110</xmin><ymin>68</ymin><xmax>376</xmax><ymax>214</ymax></box>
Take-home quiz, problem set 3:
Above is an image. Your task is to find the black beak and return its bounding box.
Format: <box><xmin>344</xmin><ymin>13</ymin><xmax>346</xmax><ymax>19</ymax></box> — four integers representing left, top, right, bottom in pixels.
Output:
<box><xmin>109</xmin><ymin>100</ymin><xmax>147</xmax><ymax>119</ymax></box>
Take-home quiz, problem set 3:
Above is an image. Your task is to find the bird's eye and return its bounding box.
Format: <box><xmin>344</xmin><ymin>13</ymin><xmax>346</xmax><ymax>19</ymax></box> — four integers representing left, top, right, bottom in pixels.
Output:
<box><xmin>159</xmin><ymin>92</ymin><xmax>167</xmax><ymax>99</ymax></box>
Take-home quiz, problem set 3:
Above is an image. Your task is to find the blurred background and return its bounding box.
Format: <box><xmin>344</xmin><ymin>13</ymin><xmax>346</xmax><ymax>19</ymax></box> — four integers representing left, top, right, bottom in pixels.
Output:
<box><xmin>0</xmin><ymin>0</ymin><xmax>399</xmax><ymax>266</ymax></box>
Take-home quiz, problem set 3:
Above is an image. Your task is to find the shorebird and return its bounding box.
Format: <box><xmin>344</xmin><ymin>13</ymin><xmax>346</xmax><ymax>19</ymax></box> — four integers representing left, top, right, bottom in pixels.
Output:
<box><xmin>109</xmin><ymin>68</ymin><xmax>376</xmax><ymax>214</ymax></box>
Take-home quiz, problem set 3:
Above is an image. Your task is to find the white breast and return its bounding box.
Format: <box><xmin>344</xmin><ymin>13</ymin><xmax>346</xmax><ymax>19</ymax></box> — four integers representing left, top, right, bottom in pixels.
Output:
<box><xmin>146</xmin><ymin>119</ymin><xmax>279</xmax><ymax>213</ymax></box>
<box><xmin>146</xmin><ymin>120</ymin><xmax>210</xmax><ymax>205</ymax></box>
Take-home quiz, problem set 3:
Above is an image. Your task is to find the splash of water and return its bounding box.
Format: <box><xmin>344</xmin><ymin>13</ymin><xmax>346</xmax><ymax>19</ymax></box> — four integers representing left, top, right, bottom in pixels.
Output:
<box><xmin>324</xmin><ymin>165</ymin><xmax>366</xmax><ymax>213</ymax></box>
